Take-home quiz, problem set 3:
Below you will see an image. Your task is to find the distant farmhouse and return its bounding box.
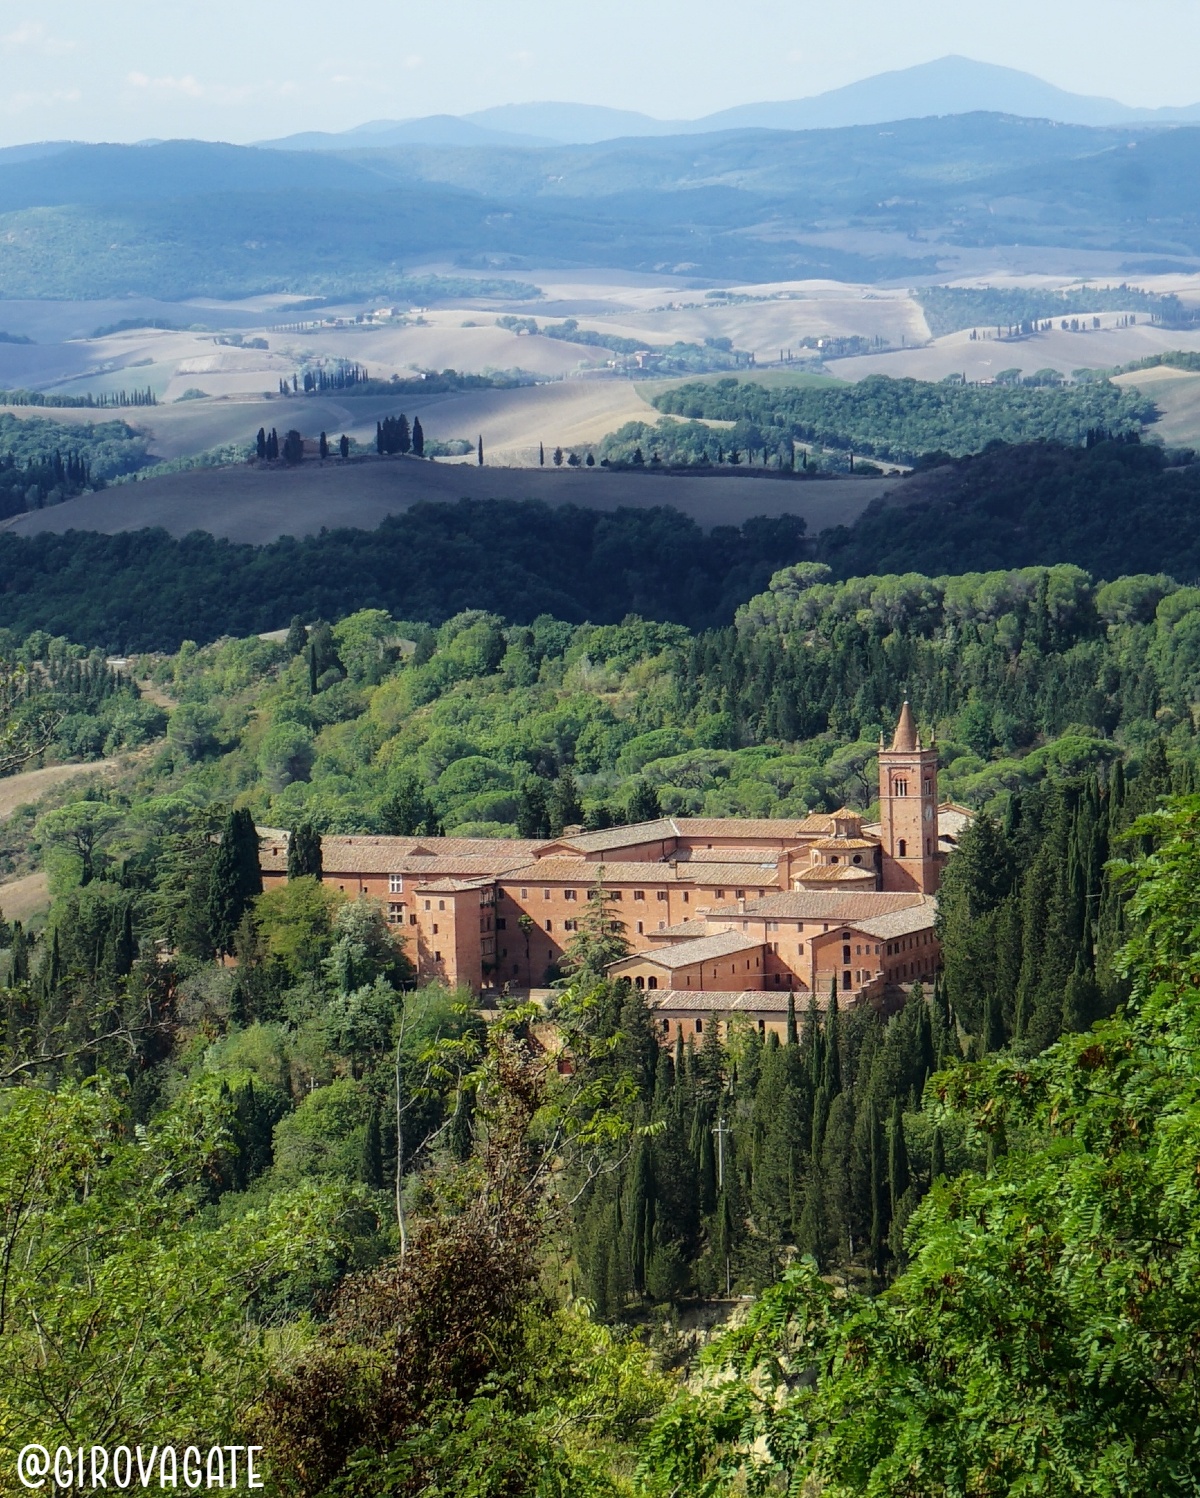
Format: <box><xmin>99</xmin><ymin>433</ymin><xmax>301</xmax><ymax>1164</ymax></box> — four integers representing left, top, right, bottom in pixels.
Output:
<box><xmin>261</xmin><ymin>705</ymin><xmax>971</xmax><ymax>1040</ymax></box>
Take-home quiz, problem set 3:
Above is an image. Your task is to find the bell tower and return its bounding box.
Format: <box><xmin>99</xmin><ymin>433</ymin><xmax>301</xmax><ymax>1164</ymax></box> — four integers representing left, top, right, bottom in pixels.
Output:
<box><xmin>878</xmin><ymin>703</ymin><xmax>940</xmax><ymax>893</ymax></box>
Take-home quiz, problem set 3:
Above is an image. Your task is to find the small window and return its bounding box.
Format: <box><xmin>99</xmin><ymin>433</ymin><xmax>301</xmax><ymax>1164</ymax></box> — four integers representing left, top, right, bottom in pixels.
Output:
<box><xmin>389</xmin><ymin>874</ymin><xmax>403</xmax><ymax>894</ymax></box>
<box><xmin>636</xmin><ymin>921</ymin><xmax>644</xmax><ymax>934</ymax></box>
<box><xmin>409</xmin><ymin>914</ymin><xmax>417</xmax><ymax>926</ymax></box>
<box><xmin>564</xmin><ymin>889</ymin><xmax>577</xmax><ymax>901</ymax></box>
<box><xmin>735</xmin><ymin>889</ymin><xmax>745</xmax><ymax>899</ymax></box>
<box><xmin>648</xmin><ymin>976</ymin><xmax>658</xmax><ymax>990</ymax></box>
<box><xmin>842</xmin><ymin>945</ymin><xmax>851</xmax><ymax>963</ymax></box>
<box><xmin>432</xmin><ymin>924</ymin><xmax>438</xmax><ymax>934</ymax></box>
<box><xmin>434</xmin><ymin>950</ymin><xmax>442</xmax><ymax>961</ymax></box>
<box><xmin>520</xmin><ymin>887</ymin><xmax>529</xmax><ymax>898</ymax></box>
<box><xmin>563</xmin><ymin>919</ymin><xmax>577</xmax><ymax>931</ymax></box>
<box><xmin>609</xmin><ymin>890</ymin><xmax>622</xmax><ymax>900</ymax></box>
<box><xmin>636</xmin><ymin>976</ymin><xmax>645</xmax><ymax>989</ymax></box>
<box><xmin>898</xmin><ymin>839</ymin><xmax>907</xmax><ymax>858</ymax></box>
<box><xmin>895</xmin><ymin>778</ymin><xmax>908</xmax><ymax>797</ymax></box>
<box><xmin>438</xmin><ymin>900</ymin><xmax>445</xmax><ymax>912</ymax></box>
<box><xmin>543</xmin><ymin>889</ymin><xmax>551</xmax><ymax>900</ymax></box>
<box><xmin>924</xmin><ymin>779</ymin><xmax>932</xmax><ymax>797</ymax></box>
<box><xmin>682</xmin><ymin>891</ymin><xmax>689</xmax><ymax>903</ymax></box>
<box><xmin>853</xmin><ymin>855</ymin><xmax>862</xmax><ymax>865</ymax></box>
<box><xmin>496</xmin><ymin>917</ymin><xmax>507</xmax><ymax>930</ymax></box>
<box><xmin>842</xmin><ymin>970</ymin><xmax>851</xmax><ymax>990</ymax></box>
<box><xmin>695</xmin><ymin>1018</ymin><xmax>703</xmax><ymax>1033</ymax></box>
<box><xmin>658</xmin><ymin>921</ymin><xmax>666</xmax><ymax>930</ymax></box>
<box><xmin>545</xmin><ymin>920</ymin><xmax>552</xmax><ymax>932</ymax></box>
<box><xmin>634</xmin><ymin>890</ymin><xmax>646</xmax><ymax>901</ymax></box>
<box><xmin>715</xmin><ymin>890</ymin><xmax>724</xmax><ymax>900</ymax></box>
<box><xmin>657</xmin><ymin>890</ymin><xmax>668</xmax><ymax>901</ymax></box>
<box><xmin>424</xmin><ymin>900</ymin><xmax>431</xmax><ymax>911</ymax></box>
<box><xmin>662</xmin><ymin>1018</ymin><xmax>670</xmax><ymax>1031</ymax></box>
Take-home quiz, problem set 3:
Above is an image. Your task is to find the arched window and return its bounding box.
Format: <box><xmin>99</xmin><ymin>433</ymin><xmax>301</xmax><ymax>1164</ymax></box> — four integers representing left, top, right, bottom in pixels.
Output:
<box><xmin>894</xmin><ymin>778</ymin><xmax>908</xmax><ymax>797</ymax></box>
<box><xmin>648</xmin><ymin>975</ymin><xmax>658</xmax><ymax>990</ymax></box>
<box><xmin>842</xmin><ymin>970</ymin><xmax>851</xmax><ymax>990</ymax></box>
<box><xmin>898</xmin><ymin>839</ymin><xmax>907</xmax><ymax>858</ymax></box>
<box><xmin>635</xmin><ymin>975</ymin><xmax>645</xmax><ymax>989</ymax></box>
<box><xmin>842</xmin><ymin>944</ymin><xmax>851</xmax><ymax>963</ymax></box>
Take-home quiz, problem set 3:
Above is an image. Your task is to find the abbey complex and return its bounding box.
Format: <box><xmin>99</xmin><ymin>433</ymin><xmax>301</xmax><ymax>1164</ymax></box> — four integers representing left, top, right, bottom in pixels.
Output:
<box><xmin>261</xmin><ymin>705</ymin><xmax>970</xmax><ymax>1039</ymax></box>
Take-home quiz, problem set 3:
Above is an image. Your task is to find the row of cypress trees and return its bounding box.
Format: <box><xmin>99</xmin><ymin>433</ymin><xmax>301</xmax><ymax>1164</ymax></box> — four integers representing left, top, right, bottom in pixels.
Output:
<box><xmin>572</xmin><ymin>974</ymin><xmax>964</xmax><ymax>1312</ymax></box>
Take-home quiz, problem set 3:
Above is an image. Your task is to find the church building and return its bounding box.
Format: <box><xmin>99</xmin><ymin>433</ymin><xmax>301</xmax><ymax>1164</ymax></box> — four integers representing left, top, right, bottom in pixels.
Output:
<box><xmin>259</xmin><ymin>705</ymin><xmax>969</xmax><ymax>1031</ymax></box>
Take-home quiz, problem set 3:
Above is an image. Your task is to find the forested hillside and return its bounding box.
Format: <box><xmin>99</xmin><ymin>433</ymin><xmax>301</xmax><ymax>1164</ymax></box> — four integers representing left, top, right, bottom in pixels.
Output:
<box><xmin>652</xmin><ymin>373</ymin><xmax>1155</xmax><ymax>462</ymax></box>
<box><xmin>4</xmin><ymin>564</ymin><xmax>1200</xmax><ymax>1490</ymax></box>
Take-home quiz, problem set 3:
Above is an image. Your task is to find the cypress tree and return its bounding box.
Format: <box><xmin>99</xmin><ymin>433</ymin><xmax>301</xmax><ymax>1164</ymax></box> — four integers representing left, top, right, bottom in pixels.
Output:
<box><xmin>930</xmin><ymin>1124</ymin><xmax>946</xmax><ymax>1182</ymax></box>
<box><xmin>867</xmin><ymin>1100</ymin><xmax>887</xmax><ymax>1276</ymax></box>
<box><xmin>477</xmin><ymin>434</ymin><xmax>484</xmax><ymax>466</ymax></box>
<box><xmin>824</xmin><ymin>991</ymin><xmax>843</xmax><ymax>1095</ymax></box>
<box><xmin>411</xmin><ymin>417</ymin><xmax>424</xmax><ymax>457</ymax></box>
<box><xmin>208</xmin><ymin>808</ymin><xmax>262</xmax><ymax>955</ymax></box>
<box><xmin>284</xmin><ymin>616</ymin><xmax>307</xmax><ymax>656</ymax></box>
<box><xmin>786</xmin><ymin>991</ymin><xmax>798</xmax><ymax>1046</ymax></box>
<box><xmin>287</xmin><ymin>822</ymin><xmax>323</xmax><ymax>881</ymax></box>
<box><xmin>888</xmin><ymin>1099</ymin><xmax>910</xmax><ymax>1214</ymax></box>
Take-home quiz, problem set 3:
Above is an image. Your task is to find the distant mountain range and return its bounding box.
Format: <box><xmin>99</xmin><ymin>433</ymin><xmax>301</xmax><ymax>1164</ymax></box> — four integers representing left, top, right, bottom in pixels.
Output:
<box><xmin>260</xmin><ymin>56</ymin><xmax>1200</xmax><ymax>151</ymax></box>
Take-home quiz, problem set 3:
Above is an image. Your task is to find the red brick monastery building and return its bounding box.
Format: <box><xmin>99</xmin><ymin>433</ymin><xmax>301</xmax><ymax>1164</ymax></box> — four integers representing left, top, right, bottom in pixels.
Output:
<box><xmin>261</xmin><ymin>705</ymin><xmax>970</xmax><ymax>1039</ymax></box>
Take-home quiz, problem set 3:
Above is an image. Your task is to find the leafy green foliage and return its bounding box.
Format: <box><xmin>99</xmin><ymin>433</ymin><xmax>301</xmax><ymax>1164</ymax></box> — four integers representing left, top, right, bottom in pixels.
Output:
<box><xmin>640</xmin><ymin>796</ymin><xmax>1200</xmax><ymax>1495</ymax></box>
<box><xmin>654</xmin><ymin>374</ymin><xmax>1155</xmax><ymax>464</ymax></box>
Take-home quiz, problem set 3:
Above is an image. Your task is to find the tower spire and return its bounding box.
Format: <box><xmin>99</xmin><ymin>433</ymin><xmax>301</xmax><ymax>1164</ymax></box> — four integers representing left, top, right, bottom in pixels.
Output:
<box><xmin>891</xmin><ymin>701</ymin><xmax>917</xmax><ymax>752</ymax></box>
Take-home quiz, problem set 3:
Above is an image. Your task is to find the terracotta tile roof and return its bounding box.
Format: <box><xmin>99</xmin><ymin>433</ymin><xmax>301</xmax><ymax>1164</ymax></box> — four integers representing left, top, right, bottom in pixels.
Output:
<box><xmin>705</xmin><ymin>891</ymin><xmax>926</xmax><ymax>921</ymax></box>
<box><xmin>673</xmin><ymin>816</ymin><xmax>831</xmax><ymax>839</ymax></box>
<box><xmin>852</xmin><ymin>899</ymin><xmax>939</xmax><ymax>939</ymax></box>
<box><xmin>609</xmin><ymin>928</ymin><xmax>764</xmax><ymax>970</ymax></box>
<box><xmin>793</xmin><ymin>864</ymin><xmax>879</xmax><ymax>884</ymax></box>
<box><xmin>497</xmin><ymin>858</ymin><xmax>779</xmax><ymax>888</ymax></box>
<box><xmin>811</xmin><ymin>837</ymin><xmax>879</xmax><ymax>851</ymax></box>
<box><xmin>259</xmin><ymin>832</ymin><xmax>541</xmax><ymax>876</ymax></box>
<box><xmin>552</xmin><ymin>818</ymin><xmax>677</xmax><ymax>853</ymax></box>
<box><xmin>651</xmin><ymin>990</ymin><xmax>804</xmax><ymax>1014</ymax></box>
<box><xmin>647</xmin><ymin>919</ymin><xmax>708</xmax><ymax>940</ymax></box>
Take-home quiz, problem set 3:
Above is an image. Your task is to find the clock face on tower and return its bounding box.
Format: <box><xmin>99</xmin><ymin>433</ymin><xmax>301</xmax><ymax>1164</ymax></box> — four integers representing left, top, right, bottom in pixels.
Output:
<box><xmin>924</xmin><ymin>803</ymin><xmax>934</xmax><ymax>821</ymax></box>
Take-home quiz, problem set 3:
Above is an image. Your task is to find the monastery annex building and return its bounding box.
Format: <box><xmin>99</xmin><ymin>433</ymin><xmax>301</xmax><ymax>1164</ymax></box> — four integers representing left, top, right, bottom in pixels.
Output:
<box><xmin>262</xmin><ymin>705</ymin><xmax>971</xmax><ymax>1040</ymax></box>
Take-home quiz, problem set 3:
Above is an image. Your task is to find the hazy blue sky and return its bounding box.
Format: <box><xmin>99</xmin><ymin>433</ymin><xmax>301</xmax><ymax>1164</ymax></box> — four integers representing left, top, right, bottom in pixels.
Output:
<box><xmin>3</xmin><ymin>0</ymin><xmax>1199</xmax><ymax>146</ymax></box>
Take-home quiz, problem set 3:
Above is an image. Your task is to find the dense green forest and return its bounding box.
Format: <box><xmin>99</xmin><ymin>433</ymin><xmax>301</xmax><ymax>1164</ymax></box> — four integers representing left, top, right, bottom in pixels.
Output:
<box><xmin>652</xmin><ymin>374</ymin><xmax>1156</xmax><ymax>462</ymax></box>
<box><xmin>820</xmin><ymin>436</ymin><xmax>1200</xmax><ymax>579</ymax></box>
<box><xmin>0</xmin><ymin>411</ymin><xmax>149</xmax><ymax>517</ymax></box>
<box><xmin>0</xmin><ymin>504</ymin><xmax>810</xmax><ymax>651</ymax></box>
<box><xmin>916</xmin><ymin>282</ymin><xmax>1195</xmax><ymax>336</ymax></box>
<box><xmin>6</xmin><ymin>434</ymin><xmax>1200</xmax><ymax>651</ymax></box>
<box><xmin>5</xmin><ymin>564</ymin><xmax>1200</xmax><ymax>1489</ymax></box>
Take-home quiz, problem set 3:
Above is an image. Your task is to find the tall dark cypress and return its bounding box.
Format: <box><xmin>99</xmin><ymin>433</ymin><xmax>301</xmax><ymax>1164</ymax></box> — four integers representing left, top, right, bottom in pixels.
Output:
<box><xmin>867</xmin><ymin>1100</ymin><xmax>887</xmax><ymax>1276</ymax></box>
<box><xmin>207</xmin><ymin>808</ymin><xmax>263</xmax><ymax>955</ymax></box>
<box><xmin>287</xmin><ymin>822</ymin><xmax>323</xmax><ymax>881</ymax></box>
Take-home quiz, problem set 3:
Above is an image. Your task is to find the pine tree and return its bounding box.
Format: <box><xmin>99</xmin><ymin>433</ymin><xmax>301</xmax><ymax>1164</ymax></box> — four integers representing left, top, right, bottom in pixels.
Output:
<box><xmin>287</xmin><ymin>822</ymin><xmax>323</xmax><ymax>881</ymax></box>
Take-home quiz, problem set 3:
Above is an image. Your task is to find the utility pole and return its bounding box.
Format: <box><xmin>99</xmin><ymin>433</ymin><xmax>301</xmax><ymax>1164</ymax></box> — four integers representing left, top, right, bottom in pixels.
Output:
<box><xmin>713</xmin><ymin>1110</ymin><xmax>732</xmax><ymax>1297</ymax></box>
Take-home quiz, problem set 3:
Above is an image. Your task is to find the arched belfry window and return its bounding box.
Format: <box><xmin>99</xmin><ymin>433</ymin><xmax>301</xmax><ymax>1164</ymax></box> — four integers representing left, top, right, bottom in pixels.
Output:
<box><xmin>894</xmin><ymin>778</ymin><xmax>908</xmax><ymax>797</ymax></box>
<box><xmin>898</xmin><ymin>839</ymin><xmax>907</xmax><ymax>858</ymax></box>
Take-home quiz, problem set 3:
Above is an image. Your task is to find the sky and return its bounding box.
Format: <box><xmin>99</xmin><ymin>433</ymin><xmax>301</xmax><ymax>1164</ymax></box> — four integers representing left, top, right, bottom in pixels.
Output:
<box><xmin>3</xmin><ymin>0</ymin><xmax>1200</xmax><ymax>147</ymax></box>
